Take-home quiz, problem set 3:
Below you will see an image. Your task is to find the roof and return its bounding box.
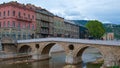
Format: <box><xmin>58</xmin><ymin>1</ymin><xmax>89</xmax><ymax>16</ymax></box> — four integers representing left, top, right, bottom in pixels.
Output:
<box><xmin>64</xmin><ymin>20</ymin><xmax>79</xmax><ymax>26</ymax></box>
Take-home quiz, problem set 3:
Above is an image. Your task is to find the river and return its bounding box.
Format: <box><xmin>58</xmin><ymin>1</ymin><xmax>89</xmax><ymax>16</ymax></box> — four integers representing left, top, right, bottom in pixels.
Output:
<box><xmin>0</xmin><ymin>47</ymin><xmax>103</xmax><ymax>68</ymax></box>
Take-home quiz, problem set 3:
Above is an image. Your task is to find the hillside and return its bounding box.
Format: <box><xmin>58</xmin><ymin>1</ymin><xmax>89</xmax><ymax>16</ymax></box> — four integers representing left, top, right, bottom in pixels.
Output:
<box><xmin>104</xmin><ymin>24</ymin><xmax>120</xmax><ymax>40</ymax></box>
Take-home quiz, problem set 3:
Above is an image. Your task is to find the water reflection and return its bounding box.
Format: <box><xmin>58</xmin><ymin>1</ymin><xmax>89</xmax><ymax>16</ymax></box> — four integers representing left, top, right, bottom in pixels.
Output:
<box><xmin>32</xmin><ymin>60</ymin><xmax>50</xmax><ymax>68</ymax></box>
<box><xmin>63</xmin><ymin>65</ymin><xmax>77</xmax><ymax>68</ymax></box>
<box><xmin>0</xmin><ymin>50</ymin><xmax>102</xmax><ymax>68</ymax></box>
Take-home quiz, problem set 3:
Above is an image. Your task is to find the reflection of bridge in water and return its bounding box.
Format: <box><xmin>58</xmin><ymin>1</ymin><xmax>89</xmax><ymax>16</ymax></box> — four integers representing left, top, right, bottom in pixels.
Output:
<box><xmin>1</xmin><ymin>37</ymin><xmax>120</xmax><ymax>67</ymax></box>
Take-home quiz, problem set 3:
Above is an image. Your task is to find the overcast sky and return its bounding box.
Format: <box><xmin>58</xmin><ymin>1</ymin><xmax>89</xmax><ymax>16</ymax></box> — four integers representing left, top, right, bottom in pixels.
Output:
<box><xmin>0</xmin><ymin>0</ymin><xmax>120</xmax><ymax>24</ymax></box>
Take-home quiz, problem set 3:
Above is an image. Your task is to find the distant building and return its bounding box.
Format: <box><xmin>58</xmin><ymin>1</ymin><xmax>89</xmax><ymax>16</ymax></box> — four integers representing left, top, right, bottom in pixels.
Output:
<box><xmin>0</xmin><ymin>1</ymin><xmax>36</xmax><ymax>40</ymax></box>
<box><xmin>102</xmin><ymin>33</ymin><xmax>114</xmax><ymax>40</ymax></box>
<box><xmin>53</xmin><ymin>16</ymin><xmax>64</xmax><ymax>37</ymax></box>
<box><xmin>35</xmin><ymin>8</ymin><xmax>54</xmax><ymax>38</ymax></box>
<box><xmin>71</xmin><ymin>20</ymin><xmax>89</xmax><ymax>39</ymax></box>
<box><xmin>0</xmin><ymin>1</ymin><xmax>86</xmax><ymax>39</ymax></box>
<box><xmin>79</xmin><ymin>25</ymin><xmax>89</xmax><ymax>39</ymax></box>
<box><xmin>64</xmin><ymin>20</ymin><xmax>79</xmax><ymax>38</ymax></box>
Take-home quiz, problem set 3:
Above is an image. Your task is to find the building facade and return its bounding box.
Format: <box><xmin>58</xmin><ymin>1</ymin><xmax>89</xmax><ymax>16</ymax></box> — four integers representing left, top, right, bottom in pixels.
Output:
<box><xmin>0</xmin><ymin>1</ymin><xmax>36</xmax><ymax>40</ymax></box>
<box><xmin>0</xmin><ymin>1</ymin><xmax>83</xmax><ymax>39</ymax></box>
<box><xmin>64</xmin><ymin>20</ymin><xmax>79</xmax><ymax>38</ymax></box>
<box><xmin>102</xmin><ymin>32</ymin><xmax>114</xmax><ymax>40</ymax></box>
<box><xmin>35</xmin><ymin>8</ymin><xmax>54</xmax><ymax>38</ymax></box>
<box><xmin>53</xmin><ymin>16</ymin><xmax>64</xmax><ymax>37</ymax></box>
<box><xmin>79</xmin><ymin>25</ymin><xmax>89</xmax><ymax>39</ymax></box>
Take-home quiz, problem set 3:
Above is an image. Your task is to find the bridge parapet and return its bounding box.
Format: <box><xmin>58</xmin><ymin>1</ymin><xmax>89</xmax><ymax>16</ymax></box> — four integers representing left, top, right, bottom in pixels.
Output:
<box><xmin>1</xmin><ymin>37</ymin><xmax>17</xmax><ymax>45</ymax></box>
<box><xmin>1</xmin><ymin>37</ymin><xmax>17</xmax><ymax>53</ymax></box>
<box><xmin>17</xmin><ymin>38</ymin><xmax>120</xmax><ymax>46</ymax></box>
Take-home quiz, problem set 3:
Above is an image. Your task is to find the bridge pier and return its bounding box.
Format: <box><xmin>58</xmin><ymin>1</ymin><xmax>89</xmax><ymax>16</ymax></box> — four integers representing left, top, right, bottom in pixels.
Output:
<box><xmin>65</xmin><ymin>50</ymin><xmax>82</xmax><ymax>64</ymax></box>
<box><xmin>65</xmin><ymin>56</ymin><xmax>82</xmax><ymax>64</ymax></box>
<box><xmin>102</xmin><ymin>55</ymin><xmax>119</xmax><ymax>67</ymax></box>
<box><xmin>2</xmin><ymin>44</ymin><xmax>17</xmax><ymax>53</ymax></box>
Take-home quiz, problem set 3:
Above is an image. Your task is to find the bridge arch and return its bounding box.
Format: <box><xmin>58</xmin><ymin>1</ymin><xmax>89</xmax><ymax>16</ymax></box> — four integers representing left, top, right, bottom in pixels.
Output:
<box><xmin>77</xmin><ymin>46</ymin><xmax>103</xmax><ymax>57</ymax></box>
<box><xmin>41</xmin><ymin>43</ymin><xmax>56</xmax><ymax>55</ymax></box>
<box><xmin>71</xmin><ymin>45</ymin><xmax>105</xmax><ymax>65</ymax></box>
<box><xmin>19</xmin><ymin>45</ymin><xmax>32</xmax><ymax>53</ymax></box>
<box><xmin>74</xmin><ymin>45</ymin><xmax>104</xmax><ymax>57</ymax></box>
<box><xmin>41</xmin><ymin>42</ymin><xmax>68</xmax><ymax>55</ymax></box>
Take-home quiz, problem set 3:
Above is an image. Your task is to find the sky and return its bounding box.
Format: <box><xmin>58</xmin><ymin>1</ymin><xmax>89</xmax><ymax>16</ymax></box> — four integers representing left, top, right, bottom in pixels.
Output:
<box><xmin>0</xmin><ymin>0</ymin><xmax>120</xmax><ymax>24</ymax></box>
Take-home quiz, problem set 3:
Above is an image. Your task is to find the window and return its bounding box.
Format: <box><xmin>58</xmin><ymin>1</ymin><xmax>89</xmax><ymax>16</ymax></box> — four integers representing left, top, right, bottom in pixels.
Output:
<box><xmin>24</xmin><ymin>13</ymin><xmax>26</xmax><ymax>16</ymax></box>
<box><xmin>28</xmin><ymin>14</ymin><xmax>30</xmax><ymax>19</ymax></box>
<box><xmin>12</xmin><ymin>33</ymin><xmax>16</xmax><ymax>39</ymax></box>
<box><xmin>3</xmin><ymin>11</ymin><xmax>5</xmax><ymax>16</ymax></box>
<box><xmin>2</xmin><ymin>32</ymin><xmax>5</xmax><ymax>37</ymax></box>
<box><xmin>18</xmin><ymin>22</ymin><xmax>21</xmax><ymax>29</ymax></box>
<box><xmin>12</xmin><ymin>21</ymin><xmax>16</xmax><ymax>27</ymax></box>
<box><xmin>18</xmin><ymin>12</ymin><xmax>21</xmax><ymax>17</ymax></box>
<box><xmin>32</xmin><ymin>24</ymin><xmax>34</xmax><ymax>30</ymax></box>
<box><xmin>32</xmin><ymin>15</ymin><xmax>34</xmax><ymax>19</ymax></box>
<box><xmin>28</xmin><ymin>23</ymin><xmax>30</xmax><ymax>29</ymax></box>
<box><xmin>28</xmin><ymin>34</ymin><xmax>31</xmax><ymax>39</ymax></box>
<box><xmin>0</xmin><ymin>12</ymin><xmax>1</xmax><ymax>17</ymax></box>
<box><xmin>17</xmin><ymin>32</ymin><xmax>21</xmax><ymax>40</ymax></box>
<box><xmin>22</xmin><ymin>23</ymin><xmax>26</xmax><ymax>28</ymax></box>
<box><xmin>0</xmin><ymin>22</ymin><xmax>1</xmax><ymax>27</ymax></box>
<box><xmin>7</xmin><ymin>21</ymin><xmax>10</xmax><ymax>27</ymax></box>
<box><xmin>3</xmin><ymin>21</ymin><xmax>6</xmax><ymax>27</ymax></box>
<box><xmin>13</xmin><ymin>11</ymin><xmax>15</xmax><ymax>16</ymax></box>
<box><xmin>6</xmin><ymin>32</ymin><xmax>10</xmax><ymax>37</ymax></box>
<box><xmin>23</xmin><ymin>33</ymin><xmax>26</xmax><ymax>39</ymax></box>
<box><xmin>8</xmin><ymin>11</ymin><xmax>10</xmax><ymax>16</ymax></box>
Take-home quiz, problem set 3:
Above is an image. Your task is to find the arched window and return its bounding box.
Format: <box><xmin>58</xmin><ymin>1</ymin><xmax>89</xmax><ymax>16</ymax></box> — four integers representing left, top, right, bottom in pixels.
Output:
<box><xmin>32</xmin><ymin>15</ymin><xmax>34</xmax><ymax>19</ymax></box>
<box><xmin>13</xmin><ymin>11</ymin><xmax>15</xmax><ymax>16</ymax></box>
<box><xmin>28</xmin><ymin>14</ymin><xmax>30</xmax><ymax>19</ymax></box>
<box><xmin>0</xmin><ymin>12</ymin><xmax>1</xmax><ymax>17</ymax></box>
<box><xmin>8</xmin><ymin>10</ymin><xmax>10</xmax><ymax>16</ymax></box>
<box><xmin>18</xmin><ymin>12</ymin><xmax>21</xmax><ymax>17</ymax></box>
<box><xmin>3</xmin><ymin>11</ymin><xmax>5</xmax><ymax>16</ymax></box>
<box><xmin>24</xmin><ymin>13</ymin><xmax>26</xmax><ymax>16</ymax></box>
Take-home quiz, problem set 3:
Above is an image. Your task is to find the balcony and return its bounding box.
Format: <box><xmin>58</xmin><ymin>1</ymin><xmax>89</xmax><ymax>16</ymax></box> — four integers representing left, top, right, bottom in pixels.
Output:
<box><xmin>16</xmin><ymin>16</ymin><xmax>32</xmax><ymax>22</ymax></box>
<box><xmin>41</xmin><ymin>24</ymin><xmax>49</xmax><ymax>28</ymax></box>
<box><xmin>41</xmin><ymin>17</ymin><xmax>53</xmax><ymax>23</ymax></box>
<box><xmin>40</xmin><ymin>30</ymin><xmax>49</xmax><ymax>34</ymax></box>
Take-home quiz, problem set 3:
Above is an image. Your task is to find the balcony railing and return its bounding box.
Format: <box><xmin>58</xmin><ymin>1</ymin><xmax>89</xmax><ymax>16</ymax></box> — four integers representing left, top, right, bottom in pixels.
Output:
<box><xmin>16</xmin><ymin>16</ymin><xmax>32</xmax><ymax>22</ymax></box>
<box><xmin>40</xmin><ymin>30</ymin><xmax>49</xmax><ymax>34</ymax></box>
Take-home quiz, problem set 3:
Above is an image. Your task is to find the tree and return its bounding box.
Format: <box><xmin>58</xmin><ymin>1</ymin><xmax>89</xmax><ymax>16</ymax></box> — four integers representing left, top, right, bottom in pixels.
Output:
<box><xmin>85</xmin><ymin>20</ymin><xmax>105</xmax><ymax>39</ymax></box>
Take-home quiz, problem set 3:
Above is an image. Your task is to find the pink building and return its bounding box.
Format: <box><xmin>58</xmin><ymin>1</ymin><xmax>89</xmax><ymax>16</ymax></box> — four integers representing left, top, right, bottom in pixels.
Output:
<box><xmin>102</xmin><ymin>33</ymin><xmax>114</xmax><ymax>40</ymax></box>
<box><xmin>0</xmin><ymin>1</ymin><xmax>36</xmax><ymax>40</ymax></box>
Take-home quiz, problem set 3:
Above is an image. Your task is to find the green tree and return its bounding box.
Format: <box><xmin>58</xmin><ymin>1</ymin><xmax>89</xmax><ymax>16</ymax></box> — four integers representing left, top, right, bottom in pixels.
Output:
<box><xmin>85</xmin><ymin>20</ymin><xmax>105</xmax><ymax>39</ymax></box>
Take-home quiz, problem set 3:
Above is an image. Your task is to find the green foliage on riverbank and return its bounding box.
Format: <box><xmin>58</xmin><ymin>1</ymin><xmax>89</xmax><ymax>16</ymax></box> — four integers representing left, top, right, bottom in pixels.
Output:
<box><xmin>87</xmin><ymin>63</ymin><xmax>103</xmax><ymax>68</ymax></box>
<box><xmin>86</xmin><ymin>20</ymin><xmax>105</xmax><ymax>39</ymax></box>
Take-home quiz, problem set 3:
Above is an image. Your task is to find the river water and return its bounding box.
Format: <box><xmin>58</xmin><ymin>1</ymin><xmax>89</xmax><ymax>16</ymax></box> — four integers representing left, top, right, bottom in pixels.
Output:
<box><xmin>0</xmin><ymin>48</ymin><xmax>102</xmax><ymax>68</ymax></box>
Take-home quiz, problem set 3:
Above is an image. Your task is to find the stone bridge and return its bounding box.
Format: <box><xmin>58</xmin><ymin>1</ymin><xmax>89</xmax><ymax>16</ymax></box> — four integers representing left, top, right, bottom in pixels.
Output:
<box><xmin>1</xmin><ymin>37</ymin><xmax>120</xmax><ymax>67</ymax></box>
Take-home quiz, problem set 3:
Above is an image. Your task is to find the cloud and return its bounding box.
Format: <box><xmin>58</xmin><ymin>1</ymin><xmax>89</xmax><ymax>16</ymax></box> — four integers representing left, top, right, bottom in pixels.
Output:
<box><xmin>0</xmin><ymin>0</ymin><xmax>120</xmax><ymax>24</ymax></box>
